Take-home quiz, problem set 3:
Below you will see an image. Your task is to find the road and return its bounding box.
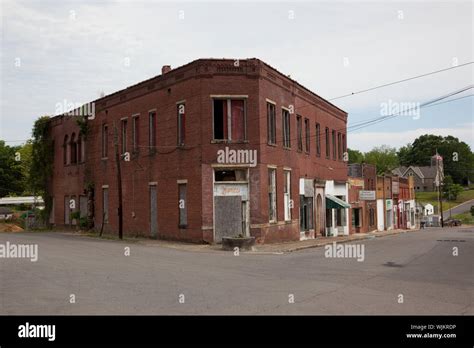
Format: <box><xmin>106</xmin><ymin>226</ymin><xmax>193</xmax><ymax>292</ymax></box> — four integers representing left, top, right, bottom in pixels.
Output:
<box><xmin>443</xmin><ymin>199</ymin><xmax>474</xmax><ymax>220</ymax></box>
<box><xmin>0</xmin><ymin>227</ymin><xmax>473</xmax><ymax>315</ymax></box>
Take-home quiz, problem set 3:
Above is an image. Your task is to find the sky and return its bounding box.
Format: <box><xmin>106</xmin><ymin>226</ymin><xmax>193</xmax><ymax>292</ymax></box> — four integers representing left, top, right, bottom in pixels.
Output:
<box><xmin>1</xmin><ymin>0</ymin><xmax>473</xmax><ymax>152</ymax></box>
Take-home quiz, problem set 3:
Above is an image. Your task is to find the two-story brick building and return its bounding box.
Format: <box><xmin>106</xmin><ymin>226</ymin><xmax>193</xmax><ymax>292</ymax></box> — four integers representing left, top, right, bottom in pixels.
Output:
<box><xmin>47</xmin><ymin>58</ymin><xmax>348</xmax><ymax>244</ymax></box>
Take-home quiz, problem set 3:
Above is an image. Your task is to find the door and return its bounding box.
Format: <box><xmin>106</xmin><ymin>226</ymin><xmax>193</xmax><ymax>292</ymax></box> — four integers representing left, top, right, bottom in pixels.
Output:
<box><xmin>214</xmin><ymin>195</ymin><xmax>242</xmax><ymax>243</ymax></box>
<box><xmin>149</xmin><ymin>186</ymin><xmax>158</xmax><ymax>238</ymax></box>
<box><xmin>316</xmin><ymin>194</ymin><xmax>324</xmax><ymax>236</ymax></box>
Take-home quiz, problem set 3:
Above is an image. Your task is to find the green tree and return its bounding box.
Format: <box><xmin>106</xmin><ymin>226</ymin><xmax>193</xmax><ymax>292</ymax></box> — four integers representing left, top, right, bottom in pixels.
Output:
<box><xmin>29</xmin><ymin>116</ymin><xmax>54</xmax><ymax>222</ymax></box>
<box><xmin>443</xmin><ymin>175</ymin><xmax>463</xmax><ymax>201</ymax></box>
<box><xmin>398</xmin><ymin>134</ymin><xmax>474</xmax><ymax>185</ymax></box>
<box><xmin>364</xmin><ymin>145</ymin><xmax>399</xmax><ymax>174</ymax></box>
<box><xmin>347</xmin><ymin>148</ymin><xmax>364</xmax><ymax>164</ymax></box>
<box><xmin>0</xmin><ymin>140</ymin><xmax>24</xmax><ymax>197</ymax></box>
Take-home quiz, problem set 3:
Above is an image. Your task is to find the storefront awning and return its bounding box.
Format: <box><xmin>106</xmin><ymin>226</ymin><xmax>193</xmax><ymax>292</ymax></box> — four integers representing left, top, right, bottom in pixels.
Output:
<box><xmin>326</xmin><ymin>194</ymin><xmax>351</xmax><ymax>209</ymax></box>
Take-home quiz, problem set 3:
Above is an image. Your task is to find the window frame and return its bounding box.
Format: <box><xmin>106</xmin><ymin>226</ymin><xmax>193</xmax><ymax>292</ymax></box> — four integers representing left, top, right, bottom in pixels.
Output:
<box><xmin>101</xmin><ymin>124</ymin><xmax>108</xmax><ymax>159</ymax></box>
<box><xmin>132</xmin><ymin>114</ymin><xmax>139</xmax><ymax>153</ymax></box>
<box><xmin>283</xmin><ymin>170</ymin><xmax>291</xmax><ymax>221</ymax></box>
<box><xmin>304</xmin><ymin>118</ymin><xmax>310</xmax><ymax>153</ymax></box>
<box><xmin>268</xmin><ymin>167</ymin><xmax>277</xmax><ymax>223</ymax></box>
<box><xmin>177</xmin><ymin>102</ymin><xmax>186</xmax><ymax>146</ymax></box>
<box><xmin>282</xmin><ymin>108</ymin><xmax>291</xmax><ymax>149</ymax></box>
<box><xmin>212</xmin><ymin>97</ymin><xmax>247</xmax><ymax>142</ymax></box>
<box><xmin>267</xmin><ymin>101</ymin><xmax>276</xmax><ymax>145</ymax></box>
<box><xmin>316</xmin><ymin>123</ymin><xmax>321</xmax><ymax>156</ymax></box>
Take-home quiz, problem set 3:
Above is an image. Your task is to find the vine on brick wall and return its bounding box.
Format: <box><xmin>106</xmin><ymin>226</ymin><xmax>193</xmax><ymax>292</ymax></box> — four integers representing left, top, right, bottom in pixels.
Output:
<box><xmin>30</xmin><ymin>116</ymin><xmax>54</xmax><ymax>224</ymax></box>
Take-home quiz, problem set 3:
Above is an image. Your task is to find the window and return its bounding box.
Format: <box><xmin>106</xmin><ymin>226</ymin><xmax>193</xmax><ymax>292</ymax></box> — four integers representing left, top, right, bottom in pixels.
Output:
<box><xmin>132</xmin><ymin>115</ymin><xmax>139</xmax><ymax>153</ymax></box>
<box><xmin>342</xmin><ymin>133</ymin><xmax>346</xmax><ymax>160</ymax></box>
<box><xmin>297</xmin><ymin>115</ymin><xmax>303</xmax><ymax>151</ymax></box>
<box><xmin>177</xmin><ymin>103</ymin><xmax>185</xmax><ymax>146</ymax></box>
<box><xmin>300</xmin><ymin>196</ymin><xmax>314</xmax><ymax>231</ymax></box>
<box><xmin>337</xmin><ymin>132</ymin><xmax>342</xmax><ymax>160</ymax></box>
<box><xmin>213</xmin><ymin>99</ymin><xmax>246</xmax><ymax>141</ymax></box>
<box><xmin>102</xmin><ymin>124</ymin><xmax>108</xmax><ymax>158</ymax></box>
<box><xmin>268</xmin><ymin>168</ymin><xmax>277</xmax><ymax>222</ymax></box>
<box><xmin>267</xmin><ymin>102</ymin><xmax>276</xmax><ymax>145</ymax></box>
<box><xmin>121</xmin><ymin>119</ymin><xmax>127</xmax><ymax>154</ymax></box>
<box><xmin>304</xmin><ymin>118</ymin><xmax>310</xmax><ymax>153</ymax></box>
<box><xmin>325</xmin><ymin>127</ymin><xmax>330</xmax><ymax>158</ymax></box>
<box><xmin>282</xmin><ymin>109</ymin><xmax>291</xmax><ymax>148</ymax></box>
<box><xmin>215</xmin><ymin>170</ymin><xmax>247</xmax><ymax>182</ymax></box>
<box><xmin>332</xmin><ymin>130</ymin><xmax>336</xmax><ymax>160</ymax></box>
<box><xmin>284</xmin><ymin>170</ymin><xmax>291</xmax><ymax>221</ymax></box>
<box><xmin>102</xmin><ymin>188</ymin><xmax>109</xmax><ymax>224</ymax></box>
<box><xmin>178</xmin><ymin>183</ymin><xmax>187</xmax><ymax>227</ymax></box>
<box><xmin>63</xmin><ymin>135</ymin><xmax>69</xmax><ymax>165</ymax></box>
<box><xmin>316</xmin><ymin>123</ymin><xmax>321</xmax><ymax>156</ymax></box>
<box><xmin>70</xmin><ymin>133</ymin><xmax>77</xmax><ymax>164</ymax></box>
<box><xmin>149</xmin><ymin>111</ymin><xmax>156</xmax><ymax>150</ymax></box>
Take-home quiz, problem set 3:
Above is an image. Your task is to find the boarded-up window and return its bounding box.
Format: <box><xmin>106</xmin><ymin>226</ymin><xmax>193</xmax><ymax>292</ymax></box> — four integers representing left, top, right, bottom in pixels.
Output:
<box><xmin>268</xmin><ymin>168</ymin><xmax>277</xmax><ymax>222</ymax></box>
<box><xmin>284</xmin><ymin>170</ymin><xmax>291</xmax><ymax>221</ymax></box>
<box><xmin>103</xmin><ymin>188</ymin><xmax>109</xmax><ymax>224</ymax></box>
<box><xmin>178</xmin><ymin>183</ymin><xmax>187</xmax><ymax>227</ymax></box>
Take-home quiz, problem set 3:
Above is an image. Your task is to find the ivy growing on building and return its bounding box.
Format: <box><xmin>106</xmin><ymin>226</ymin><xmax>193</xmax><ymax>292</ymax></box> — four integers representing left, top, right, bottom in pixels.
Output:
<box><xmin>30</xmin><ymin>116</ymin><xmax>54</xmax><ymax>223</ymax></box>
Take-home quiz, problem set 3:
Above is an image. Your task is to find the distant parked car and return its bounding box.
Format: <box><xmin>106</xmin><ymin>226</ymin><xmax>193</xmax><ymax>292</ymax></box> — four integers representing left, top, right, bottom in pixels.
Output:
<box><xmin>444</xmin><ymin>218</ymin><xmax>462</xmax><ymax>227</ymax></box>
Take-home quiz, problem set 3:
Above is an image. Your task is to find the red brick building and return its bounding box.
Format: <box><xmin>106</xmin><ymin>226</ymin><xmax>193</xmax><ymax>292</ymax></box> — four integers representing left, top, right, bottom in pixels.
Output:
<box><xmin>48</xmin><ymin>58</ymin><xmax>348</xmax><ymax>243</ymax></box>
<box><xmin>347</xmin><ymin>163</ymin><xmax>377</xmax><ymax>234</ymax></box>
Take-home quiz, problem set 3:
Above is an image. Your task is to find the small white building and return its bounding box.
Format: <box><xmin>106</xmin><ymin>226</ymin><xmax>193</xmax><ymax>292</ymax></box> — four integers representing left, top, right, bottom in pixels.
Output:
<box><xmin>325</xmin><ymin>180</ymin><xmax>350</xmax><ymax>236</ymax></box>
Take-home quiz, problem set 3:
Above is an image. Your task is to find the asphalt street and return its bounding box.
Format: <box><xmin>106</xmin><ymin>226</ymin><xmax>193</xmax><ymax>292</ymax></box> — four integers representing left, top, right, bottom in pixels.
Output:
<box><xmin>0</xmin><ymin>227</ymin><xmax>472</xmax><ymax>315</ymax></box>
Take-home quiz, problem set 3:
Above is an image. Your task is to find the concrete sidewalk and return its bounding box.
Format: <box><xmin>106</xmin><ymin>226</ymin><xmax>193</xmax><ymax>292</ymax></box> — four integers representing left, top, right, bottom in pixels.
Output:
<box><xmin>250</xmin><ymin>228</ymin><xmax>421</xmax><ymax>253</ymax></box>
<box><xmin>61</xmin><ymin>227</ymin><xmax>422</xmax><ymax>254</ymax></box>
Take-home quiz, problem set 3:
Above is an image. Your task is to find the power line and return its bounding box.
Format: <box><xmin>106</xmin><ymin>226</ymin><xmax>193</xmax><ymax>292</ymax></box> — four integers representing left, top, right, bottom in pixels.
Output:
<box><xmin>329</xmin><ymin>62</ymin><xmax>474</xmax><ymax>101</ymax></box>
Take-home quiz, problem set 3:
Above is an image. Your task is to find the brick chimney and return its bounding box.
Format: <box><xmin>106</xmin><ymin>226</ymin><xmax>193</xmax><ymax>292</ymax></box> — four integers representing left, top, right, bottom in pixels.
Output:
<box><xmin>162</xmin><ymin>65</ymin><xmax>171</xmax><ymax>74</ymax></box>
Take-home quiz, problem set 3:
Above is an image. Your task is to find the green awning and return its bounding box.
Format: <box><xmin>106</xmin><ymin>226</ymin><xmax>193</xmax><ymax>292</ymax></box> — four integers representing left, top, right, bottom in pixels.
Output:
<box><xmin>326</xmin><ymin>194</ymin><xmax>351</xmax><ymax>209</ymax></box>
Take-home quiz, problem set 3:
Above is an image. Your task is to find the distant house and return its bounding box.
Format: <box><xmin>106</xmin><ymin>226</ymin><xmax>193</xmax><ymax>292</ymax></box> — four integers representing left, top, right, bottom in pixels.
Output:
<box><xmin>416</xmin><ymin>202</ymin><xmax>434</xmax><ymax>216</ymax></box>
<box><xmin>392</xmin><ymin>153</ymin><xmax>444</xmax><ymax>192</ymax></box>
<box><xmin>0</xmin><ymin>207</ymin><xmax>14</xmax><ymax>221</ymax></box>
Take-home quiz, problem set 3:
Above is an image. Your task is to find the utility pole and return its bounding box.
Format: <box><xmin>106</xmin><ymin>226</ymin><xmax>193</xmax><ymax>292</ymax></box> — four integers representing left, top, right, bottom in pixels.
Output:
<box><xmin>113</xmin><ymin>121</ymin><xmax>123</xmax><ymax>240</ymax></box>
<box><xmin>436</xmin><ymin>152</ymin><xmax>444</xmax><ymax>228</ymax></box>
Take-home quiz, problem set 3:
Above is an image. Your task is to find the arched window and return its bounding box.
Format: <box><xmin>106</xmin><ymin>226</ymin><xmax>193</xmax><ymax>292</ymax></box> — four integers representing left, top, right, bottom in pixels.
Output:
<box><xmin>70</xmin><ymin>133</ymin><xmax>77</xmax><ymax>164</ymax></box>
<box><xmin>63</xmin><ymin>135</ymin><xmax>69</xmax><ymax>165</ymax></box>
<box><xmin>77</xmin><ymin>135</ymin><xmax>82</xmax><ymax>163</ymax></box>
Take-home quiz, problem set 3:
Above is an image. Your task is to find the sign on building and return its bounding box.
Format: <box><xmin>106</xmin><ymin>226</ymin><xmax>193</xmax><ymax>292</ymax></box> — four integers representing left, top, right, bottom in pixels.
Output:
<box><xmin>359</xmin><ymin>190</ymin><xmax>376</xmax><ymax>200</ymax></box>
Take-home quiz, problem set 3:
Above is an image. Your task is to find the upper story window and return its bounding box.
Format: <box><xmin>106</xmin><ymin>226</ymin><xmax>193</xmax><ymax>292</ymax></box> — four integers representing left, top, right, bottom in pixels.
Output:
<box><xmin>149</xmin><ymin>111</ymin><xmax>156</xmax><ymax>151</ymax></box>
<box><xmin>132</xmin><ymin>115</ymin><xmax>139</xmax><ymax>153</ymax></box>
<box><xmin>213</xmin><ymin>98</ymin><xmax>246</xmax><ymax>141</ymax></box>
<box><xmin>121</xmin><ymin>119</ymin><xmax>128</xmax><ymax>155</ymax></box>
<box><xmin>267</xmin><ymin>102</ymin><xmax>276</xmax><ymax>145</ymax></box>
<box><xmin>177</xmin><ymin>103</ymin><xmax>186</xmax><ymax>146</ymax></box>
<box><xmin>102</xmin><ymin>124</ymin><xmax>108</xmax><ymax>158</ymax></box>
<box><xmin>63</xmin><ymin>135</ymin><xmax>69</xmax><ymax>165</ymax></box>
<box><xmin>332</xmin><ymin>130</ymin><xmax>336</xmax><ymax>160</ymax></box>
<box><xmin>77</xmin><ymin>134</ymin><xmax>85</xmax><ymax>163</ymax></box>
<box><xmin>342</xmin><ymin>133</ymin><xmax>346</xmax><ymax>160</ymax></box>
<box><xmin>337</xmin><ymin>132</ymin><xmax>342</xmax><ymax>160</ymax></box>
<box><xmin>70</xmin><ymin>133</ymin><xmax>77</xmax><ymax>164</ymax></box>
<box><xmin>325</xmin><ymin>127</ymin><xmax>330</xmax><ymax>158</ymax></box>
<box><xmin>304</xmin><ymin>118</ymin><xmax>310</xmax><ymax>153</ymax></box>
<box><xmin>282</xmin><ymin>108</ymin><xmax>291</xmax><ymax>149</ymax></box>
<box><xmin>316</xmin><ymin>123</ymin><xmax>321</xmax><ymax>156</ymax></box>
<box><xmin>296</xmin><ymin>115</ymin><xmax>303</xmax><ymax>152</ymax></box>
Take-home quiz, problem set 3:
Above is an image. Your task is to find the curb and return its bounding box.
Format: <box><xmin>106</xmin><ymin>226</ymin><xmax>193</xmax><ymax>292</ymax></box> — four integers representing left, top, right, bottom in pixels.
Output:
<box><xmin>252</xmin><ymin>228</ymin><xmax>421</xmax><ymax>253</ymax></box>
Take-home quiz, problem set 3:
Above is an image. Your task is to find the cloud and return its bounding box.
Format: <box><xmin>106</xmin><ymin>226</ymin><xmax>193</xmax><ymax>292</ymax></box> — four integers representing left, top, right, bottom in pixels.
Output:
<box><xmin>349</xmin><ymin>123</ymin><xmax>474</xmax><ymax>152</ymax></box>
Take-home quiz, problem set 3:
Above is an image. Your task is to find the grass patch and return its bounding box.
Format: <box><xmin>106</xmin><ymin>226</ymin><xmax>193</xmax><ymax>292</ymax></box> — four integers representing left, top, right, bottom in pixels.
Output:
<box><xmin>452</xmin><ymin>212</ymin><xmax>474</xmax><ymax>225</ymax></box>
<box><xmin>416</xmin><ymin>188</ymin><xmax>474</xmax><ymax>212</ymax></box>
